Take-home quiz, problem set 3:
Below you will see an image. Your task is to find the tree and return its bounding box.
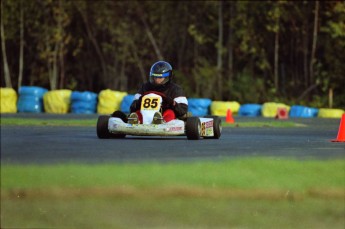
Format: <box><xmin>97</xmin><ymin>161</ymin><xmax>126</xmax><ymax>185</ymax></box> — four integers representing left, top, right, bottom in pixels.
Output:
<box><xmin>0</xmin><ymin>1</ymin><xmax>343</xmax><ymax>108</ymax></box>
<box><xmin>216</xmin><ymin>0</ymin><xmax>224</xmax><ymax>99</ymax></box>
<box><xmin>136</xmin><ymin>3</ymin><xmax>164</xmax><ymax>61</ymax></box>
<box><xmin>75</xmin><ymin>1</ymin><xmax>108</xmax><ymax>89</ymax></box>
<box><xmin>1</xmin><ymin>0</ymin><xmax>12</xmax><ymax>88</ymax></box>
<box><xmin>18</xmin><ymin>0</ymin><xmax>24</xmax><ymax>90</ymax></box>
<box><xmin>226</xmin><ymin>1</ymin><xmax>235</xmax><ymax>83</ymax></box>
<box><xmin>267</xmin><ymin>1</ymin><xmax>282</xmax><ymax>92</ymax></box>
<box><xmin>309</xmin><ymin>1</ymin><xmax>319</xmax><ymax>86</ymax></box>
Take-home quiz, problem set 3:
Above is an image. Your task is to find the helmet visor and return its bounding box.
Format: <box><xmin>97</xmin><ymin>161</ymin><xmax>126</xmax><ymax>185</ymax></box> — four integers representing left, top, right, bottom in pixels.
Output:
<box><xmin>150</xmin><ymin>72</ymin><xmax>170</xmax><ymax>78</ymax></box>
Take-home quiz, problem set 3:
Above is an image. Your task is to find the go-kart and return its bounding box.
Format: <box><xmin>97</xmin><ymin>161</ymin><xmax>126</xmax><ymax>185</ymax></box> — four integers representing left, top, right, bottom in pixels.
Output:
<box><xmin>96</xmin><ymin>91</ymin><xmax>221</xmax><ymax>140</ymax></box>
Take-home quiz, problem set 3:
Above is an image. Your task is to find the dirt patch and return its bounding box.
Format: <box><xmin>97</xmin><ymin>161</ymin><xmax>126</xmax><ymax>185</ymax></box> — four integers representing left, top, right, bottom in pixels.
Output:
<box><xmin>2</xmin><ymin>186</ymin><xmax>344</xmax><ymax>201</ymax></box>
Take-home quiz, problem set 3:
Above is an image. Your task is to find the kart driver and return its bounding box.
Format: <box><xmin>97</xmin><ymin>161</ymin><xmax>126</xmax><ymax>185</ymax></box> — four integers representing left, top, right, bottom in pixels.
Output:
<box><xmin>128</xmin><ymin>61</ymin><xmax>188</xmax><ymax>124</ymax></box>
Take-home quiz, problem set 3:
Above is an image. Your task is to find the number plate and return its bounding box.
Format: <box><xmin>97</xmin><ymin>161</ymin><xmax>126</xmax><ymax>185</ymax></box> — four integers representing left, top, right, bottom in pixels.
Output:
<box><xmin>140</xmin><ymin>96</ymin><xmax>162</xmax><ymax>111</ymax></box>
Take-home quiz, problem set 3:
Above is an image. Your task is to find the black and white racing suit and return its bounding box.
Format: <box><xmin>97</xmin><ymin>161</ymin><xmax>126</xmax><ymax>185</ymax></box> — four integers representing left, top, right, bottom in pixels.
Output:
<box><xmin>130</xmin><ymin>81</ymin><xmax>188</xmax><ymax>118</ymax></box>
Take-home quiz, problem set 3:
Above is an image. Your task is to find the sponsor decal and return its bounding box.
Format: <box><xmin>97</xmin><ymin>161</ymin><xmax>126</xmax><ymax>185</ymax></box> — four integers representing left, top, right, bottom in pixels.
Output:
<box><xmin>201</xmin><ymin>123</ymin><xmax>206</xmax><ymax>136</ymax></box>
<box><xmin>168</xmin><ymin>126</ymin><xmax>183</xmax><ymax>132</ymax></box>
<box><xmin>201</xmin><ymin>120</ymin><xmax>213</xmax><ymax>136</ymax></box>
<box><xmin>204</xmin><ymin>120</ymin><xmax>213</xmax><ymax>128</ymax></box>
<box><xmin>206</xmin><ymin>128</ymin><xmax>214</xmax><ymax>136</ymax></box>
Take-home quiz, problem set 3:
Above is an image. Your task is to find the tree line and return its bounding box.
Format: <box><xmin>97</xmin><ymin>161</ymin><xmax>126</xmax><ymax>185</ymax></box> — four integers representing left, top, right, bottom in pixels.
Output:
<box><xmin>1</xmin><ymin>0</ymin><xmax>344</xmax><ymax>108</ymax></box>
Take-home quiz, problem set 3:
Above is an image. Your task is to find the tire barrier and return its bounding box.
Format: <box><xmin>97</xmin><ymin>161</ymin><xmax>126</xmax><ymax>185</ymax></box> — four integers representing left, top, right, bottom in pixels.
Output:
<box><xmin>17</xmin><ymin>86</ymin><xmax>47</xmax><ymax>113</ymax></box>
<box><xmin>3</xmin><ymin>87</ymin><xmax>345</xmax><ymax>118</ymax></box>
<box><xmin>188</xmin><ymin>98</ymin><xmax>212</xmax><ymax>116</ymax></box>
<box><xmin>97</xmin><ymin>89</ymin><xmax>127</xmax><ymax>114</ymax></box>
<box><xmin>71</xmin><ymin>91</ymin><xmax>98</xmax><ymax>114</ymax></box>
<box><xmin>238</xmin><ymin>104</ymin><xmax>262</xmax><ymax>117</ymax></box>
<box><xmin>0</xmin><ymin>88</ymin><xmax>17</xmax><ymax>113</ymax></box>
<box><xmin>210</xmin><ymin>101</ymin><xmax>241</xmax><ymax>116</ymax></box>
<box><xmin>261</xmin><ymin>102</ymin><xmax>290</xmax><ymax>118</ymax></box>
<box><xmin>43</xmin><ymin>90</ymin><xmax>72</xmax><ymax>114</ymax></box>
<box><xmin>289</xmin><ymin>105</ymin><xmax>318</xmax><ymax>118</ymax></box>
<box><xmin>317</xmin><ymin>108</ymin><xmax>344</xmax><ymax>118</ymax></box>
<box><xmin>120</xmin><ymin>94</ymin><xmax>135</xmax><ymax>114</ymax></box>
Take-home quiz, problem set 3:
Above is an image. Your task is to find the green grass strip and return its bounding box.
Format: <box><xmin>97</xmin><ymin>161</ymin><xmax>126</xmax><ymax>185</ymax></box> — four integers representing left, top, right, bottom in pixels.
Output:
<box><xmin>0</xmin><ymin>118</ymin><xmax>97</xmax><ymax>126</ymax></box>
<box><xmin>1</xmin><ymin>117</ymin><xmax>300</xmax><ymax>127</ymax></box>
<box><xmin>2</xmin><ymin>158</ymin><xmax>344</xmax><ymax>192</ymax></box>
<box><xmin>222</xmin><ymin>121</ymin><xmax>300</xmax><ymax>127</ymax></box>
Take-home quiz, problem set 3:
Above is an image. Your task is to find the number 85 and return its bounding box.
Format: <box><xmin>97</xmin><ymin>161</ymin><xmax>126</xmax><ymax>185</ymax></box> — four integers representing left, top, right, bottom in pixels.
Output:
<box><xmin>143</xmin><ymin>98</ymin><xmax>159</xmax><ymax>108</ymax></box>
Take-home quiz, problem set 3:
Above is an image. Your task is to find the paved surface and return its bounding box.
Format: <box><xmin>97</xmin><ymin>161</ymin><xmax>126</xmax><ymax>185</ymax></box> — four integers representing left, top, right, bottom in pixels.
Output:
<box><xmin>1</xmin><ymin>114</ymin><xmax>344</xmax><ymax>164</ymax></box>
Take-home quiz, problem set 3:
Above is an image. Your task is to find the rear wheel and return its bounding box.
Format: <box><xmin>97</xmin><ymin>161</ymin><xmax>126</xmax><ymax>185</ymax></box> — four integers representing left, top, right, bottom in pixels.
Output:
<box><xmin>186</xmin><ymin>117</ymin><xmax>201</xmax><ymax>140</ymax></box>
<box><xmin>204</xmin><ymin>115</ymin><xmax>222</xmax><ymax>139</ymax></box>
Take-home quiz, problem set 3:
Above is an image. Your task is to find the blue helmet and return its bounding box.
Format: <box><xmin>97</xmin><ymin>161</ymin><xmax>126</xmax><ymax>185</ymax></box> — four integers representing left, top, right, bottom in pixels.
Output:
<box><xmin>149</xmin><ymin>61</ymin><xmax>173</xmax><ymax>85</ymax></box>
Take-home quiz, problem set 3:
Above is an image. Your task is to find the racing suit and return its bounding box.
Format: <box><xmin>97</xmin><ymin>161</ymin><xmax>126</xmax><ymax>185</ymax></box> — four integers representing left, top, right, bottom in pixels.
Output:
<box><xmin>130</xmin><ymin>81</ymin><xmax>188</xmax><ymax>122</ymax></box>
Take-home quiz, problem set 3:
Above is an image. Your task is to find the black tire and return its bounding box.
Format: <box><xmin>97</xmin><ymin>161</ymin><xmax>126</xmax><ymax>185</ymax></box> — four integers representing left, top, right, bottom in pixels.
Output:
<box><xmin>97</xmin><ymin>115</ymin><xmax>126</xmax><ymax>139</ymax></box>
<box><xmin>97</xmin><ymin>115</ymin><xmax>112</xmax><ymax>139</ymax></box>
<box><xmin>111</xmin><ymin>110</ymin><xmax>128</xmax><ymax>123</ymax></box>
<box><xmin>178</xmin><ymin>112</ymin><xmax>193</xmax><ymax>121</ymax></box>
<box><xmin>186</xmin><ymin>117</ymin><xmax>201</xmax><ymax>140</ymax></box>
<box><xmin>204</xmin><ymin>115</ymin><xmax>222</xmax><ymax>139</ymax></box>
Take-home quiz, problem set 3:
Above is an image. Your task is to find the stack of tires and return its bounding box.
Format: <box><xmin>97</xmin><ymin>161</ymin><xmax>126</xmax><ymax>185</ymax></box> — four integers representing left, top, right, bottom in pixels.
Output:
<box><xmin>289</xmin><ymin>105</ymin><xmax>318</xmax><ymax>118</ymax></box>
<box><xmin>71</xmin><ymin>91</ymin><xmax>98</xmax><ymax>114</ymax></box>
<box><xmin>318</xmin><ymin>108</ymin><xmax>344</xmax><ymax>118</ymax></box>
<box><xmin>210</xmin><ymin>101</ymin><xmax>241</xmax><ymax>116</ymax></box>
<box><xmin>238</xmin><ymin>104</ymin><xmax>262</xmax><ymax>117</ymax></box>
<box><xmin>97</xmin><ymin>89</ymin><xmax>128</xmax><ymax>114</ymax></box>
<box><xmin>120</xmin><ymin>94</ymin><xmax>135</xmax><ymax>114</ymax></box>
<box><xmin>0</xmin><ymin>88</ymin><xmax>17</xmax><ymax>113</ymax></box>
<box><xmin>43</xmin><ymin>89</ymin><xmax>72</xmax><ymax>114</ymax></box>
<box><xmin>17</xmin><ymin>86</ymin><xmax>47</xmax><ymax>113</ymax></box>
<box><xmin>188</xmin><ymin>98</ymin><xmax>212</xmax><ymax>116</ymax></box>
<box><xmin>261</xmin><ymin>102</ymin><xmax>290</xmax><ymax>118</ymax></box>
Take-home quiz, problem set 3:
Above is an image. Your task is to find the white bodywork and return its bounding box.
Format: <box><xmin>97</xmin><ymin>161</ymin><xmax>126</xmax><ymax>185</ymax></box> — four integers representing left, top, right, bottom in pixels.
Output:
<box><xmin>108</xmin><ymin>118</ymin><xmax>185</xmax><ymax>136</ymax></box>
<box><xmin>108</xmin><ymin>117</ymin><xmax>215</xmax><ymax>137</ymax></box>
<box><xmin>107</xmin><ymin>93</ymin><xmax>216</xmax><ymax>137</ymax></box>
<box><xmin>140</xmin><ymin>93</ymin><xmax>163</xmax><ymax>124</ymax></box>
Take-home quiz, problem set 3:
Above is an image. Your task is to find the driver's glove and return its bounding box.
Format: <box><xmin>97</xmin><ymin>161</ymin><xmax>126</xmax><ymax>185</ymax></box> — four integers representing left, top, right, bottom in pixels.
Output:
<box><xmin>130</xmin><ymin>96</ymin><xmax>143</xmax><ymax>113</ymax></box>
<box><xmin>137</xmin><ymin>96</ymin><xmax>143</xmax><ymax>106</ymax></box>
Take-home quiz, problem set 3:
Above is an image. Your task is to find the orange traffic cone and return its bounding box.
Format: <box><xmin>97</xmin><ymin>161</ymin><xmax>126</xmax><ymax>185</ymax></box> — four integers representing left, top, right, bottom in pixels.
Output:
<box><xmin>226</xmin><ymin>109</ymin><xmax>235</xmax><ymax>124</ymax></box>
<box><xmin>275</xmin><ymin>107</ymin><xmax>288</xmax><ymax>120</ymax></box>
<box><xmin>331</xmin><ymin>114</ymin><xmax>345</xmax><ymax>142</ymax></box>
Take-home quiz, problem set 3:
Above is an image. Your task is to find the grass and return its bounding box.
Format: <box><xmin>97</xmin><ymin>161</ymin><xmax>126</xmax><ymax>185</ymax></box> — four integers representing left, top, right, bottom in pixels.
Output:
<box><xmin>2</xmin><ymin>197</ymin><xmax>344</xmax><ymax>229</ymax></box>
<box><xmin>1</xmin><ymin>117</ymin><xmax>343</xmax><ymax>228</ymax></box>
<box><xmin>2</xmin><ymin>158</ymin><xmax>344</xmax><ymax>192</ymax></box>
<box><xmin>1</xmin><ymin>158</ymin><xmax>345</xmax><ymax>228</ymax></box>
<box><xmin>0</xmin><ymin>117</ymin><xmax>97</xmax><ymax>126</ymax></box>
<box><xmin>0</xmin><ymin>116</ymin><xmax>299</xmax><ymax>128</ymax></box>
<box><xmin>222</xmin><ymin>120</ymin><xmax>299</xmax><ymax>127</ymax></box>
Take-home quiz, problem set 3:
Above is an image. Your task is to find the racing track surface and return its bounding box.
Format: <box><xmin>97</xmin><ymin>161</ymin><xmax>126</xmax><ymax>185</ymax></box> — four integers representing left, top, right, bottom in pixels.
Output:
<box><xmin>1</xmin><ymin>114</ymin><xmax>344</xmax><ymax>164</ymax></box>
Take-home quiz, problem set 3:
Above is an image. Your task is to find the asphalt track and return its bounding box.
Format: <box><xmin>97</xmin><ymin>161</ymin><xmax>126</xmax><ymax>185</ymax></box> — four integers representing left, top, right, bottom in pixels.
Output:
<box><xmin>1</xmin><ymin>114</ymin><xmax>344</xmax><ymax>164</ymax></box>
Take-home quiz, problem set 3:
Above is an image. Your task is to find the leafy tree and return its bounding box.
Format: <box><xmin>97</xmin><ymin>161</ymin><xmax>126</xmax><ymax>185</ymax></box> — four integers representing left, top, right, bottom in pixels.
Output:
<box><xmin>1</xmin><ymin>1</ymin><xmax>344</xmax><ymax>108</ymax></box>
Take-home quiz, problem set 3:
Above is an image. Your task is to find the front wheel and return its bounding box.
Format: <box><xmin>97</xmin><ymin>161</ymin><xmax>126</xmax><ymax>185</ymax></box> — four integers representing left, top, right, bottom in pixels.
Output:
<box><xmin>186</xmin><ymin>117</ymin><xmax>201</xmax><ymax>140</ymax></box>
<box><xmin>97</xmin><ymin>115</ymin><xmax>126</xmax><ymax>139</ymax></box>
<box><xmin>97</xmin><ymin>115</ymin><xmax>112</xmax><ymax>139</ymax></box>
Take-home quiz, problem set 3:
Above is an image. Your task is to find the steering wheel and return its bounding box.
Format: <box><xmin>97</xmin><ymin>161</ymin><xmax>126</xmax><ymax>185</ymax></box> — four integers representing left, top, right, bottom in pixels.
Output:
<box><xmin>142</xmin><ymin>91</ymin><xmax>167</xmax><ymax>98</ymax></box>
